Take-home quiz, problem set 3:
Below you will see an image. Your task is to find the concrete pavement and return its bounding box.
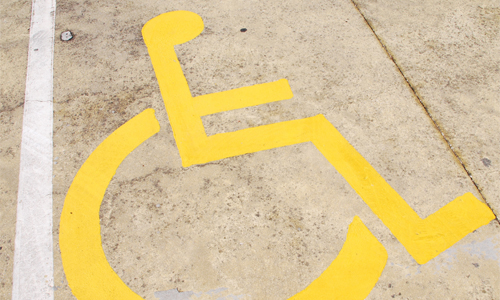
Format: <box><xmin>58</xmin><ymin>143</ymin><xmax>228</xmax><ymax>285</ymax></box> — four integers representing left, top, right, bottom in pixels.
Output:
<box><xmin>1</xmin><ymin>0</ymin><xmax>499</xmax><ymax>299</ymax></box>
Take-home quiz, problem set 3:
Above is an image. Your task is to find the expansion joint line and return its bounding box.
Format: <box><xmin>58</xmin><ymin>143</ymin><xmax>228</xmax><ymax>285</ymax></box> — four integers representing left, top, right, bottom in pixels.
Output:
<box><xmin>349</xmin><ymin>0</ymin><xmax>498</xmax><ymax>222</ymax></box>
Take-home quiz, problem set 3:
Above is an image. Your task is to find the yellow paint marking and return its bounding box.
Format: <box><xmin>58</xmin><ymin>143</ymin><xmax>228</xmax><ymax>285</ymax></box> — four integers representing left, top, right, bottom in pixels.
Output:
<box><xmin>59</xmin><ymin>10</ymin><xmax>496</xmax><ymax>300</ymax></box>
<box><xmin>59</xmin><ymin>110</ymin><xmax>386</xmax><ymax>299</ymax></box>
<box><xmin>194</xmin><ymin>79</ymin><xmax>294</xmax><ymax>116</ymax></box>
<box><xmin>289</xmin><ymin>216</ymin><xmax>387</xmax><ymax>300</ymax></box>
<box><xmin>312</xmin><ymin>119</ymin><xmax>495</xmax><ymax>263</ymax></box>
<box><xmin>142</xmin><ymin>10</ymin><xmax>495</xmax><ymax>264</ymax></box>
<box><xmin>59</xmin><ymin>109</ymin><xmax>160</xmax><ymax>300</ymax></box>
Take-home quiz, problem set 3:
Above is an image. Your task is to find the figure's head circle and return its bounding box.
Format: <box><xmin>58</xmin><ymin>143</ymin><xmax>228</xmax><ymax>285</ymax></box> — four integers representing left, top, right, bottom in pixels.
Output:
<box><xmin>142</xmin><ymin>11</ymin><xmax>204</xmax><ymax>46</ymax></box>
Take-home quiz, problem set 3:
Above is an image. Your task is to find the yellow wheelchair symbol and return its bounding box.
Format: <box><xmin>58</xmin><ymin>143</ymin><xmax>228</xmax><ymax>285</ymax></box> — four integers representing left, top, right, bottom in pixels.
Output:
<box><xmin>60</xmin><ymin>10</ymin><xmax>495</xmax><ymax>300</ymax></box>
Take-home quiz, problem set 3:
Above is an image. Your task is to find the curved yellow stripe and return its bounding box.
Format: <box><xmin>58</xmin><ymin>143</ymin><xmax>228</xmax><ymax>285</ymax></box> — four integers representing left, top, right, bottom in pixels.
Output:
<box><xmin>59</xmin><ymin>108</ymin><xmax>385</xmax><ymax>299</ymax></box>
<box><xmin>59</xmin><ymin>109</ymin><xmax>160</xmax><ymax>300</ymax></box>
<box><xmin>289</xmin><ymin>216</ymin><xmax>387</xmax><ymax>300</ymax></box>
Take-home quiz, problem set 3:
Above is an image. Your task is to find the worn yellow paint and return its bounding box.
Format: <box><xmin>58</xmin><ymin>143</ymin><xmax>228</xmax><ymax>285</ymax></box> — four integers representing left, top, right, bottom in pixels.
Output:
<box><xmin>142</xmin><ymin>10</ymin><xmax>495</xmax><ymax>265</ymax></box>
<box><xmin>289</xmin><ymin>216</ymin><xmax>387</xmax><ymax>300</ymax></box>
<box><xmin>58</xmin><ymin>109</ymin><xmax>386</xmax><ymax>299</ymax></box>
<box><xmin>59</xmin><ymin>10</ymin><xmax>495</xmax><ymax>300</ymax></box>
<box><xmin>59</xmin><ymin>109</ymin><xmax>160</xmax><ymax>300</ymax></box>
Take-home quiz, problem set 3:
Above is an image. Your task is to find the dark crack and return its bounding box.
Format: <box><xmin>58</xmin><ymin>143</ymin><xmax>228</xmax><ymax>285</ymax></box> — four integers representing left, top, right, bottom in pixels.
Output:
<box><xmin>0</xmin><ymin>102</ymin><xmax>24</xmax><ymax>114</ymax></box>
<box><xmin>350</xmin><ymin>0</ymin><xmax>498</xmax><ymax>222</ymax></box>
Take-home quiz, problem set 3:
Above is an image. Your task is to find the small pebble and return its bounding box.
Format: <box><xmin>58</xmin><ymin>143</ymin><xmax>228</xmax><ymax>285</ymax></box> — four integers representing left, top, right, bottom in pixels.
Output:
<box><xmin>61</xmin><ymin>31</ymin><xmax>73</xmax><ymax>41</ymax></box>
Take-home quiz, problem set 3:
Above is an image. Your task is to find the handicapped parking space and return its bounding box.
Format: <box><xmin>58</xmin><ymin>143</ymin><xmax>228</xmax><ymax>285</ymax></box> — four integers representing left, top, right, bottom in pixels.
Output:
<box><xmin>3</xmin><ymin>0</ymin><xmax>499</xmax><ymax>299</ymax></box>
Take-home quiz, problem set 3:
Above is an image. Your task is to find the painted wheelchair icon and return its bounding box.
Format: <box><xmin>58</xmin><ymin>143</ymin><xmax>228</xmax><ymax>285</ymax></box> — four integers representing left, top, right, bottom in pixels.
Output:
<box><xmin>59</xmin><ymin>11</ymin><xmax>495</xmax><ymax>300</ymax></box>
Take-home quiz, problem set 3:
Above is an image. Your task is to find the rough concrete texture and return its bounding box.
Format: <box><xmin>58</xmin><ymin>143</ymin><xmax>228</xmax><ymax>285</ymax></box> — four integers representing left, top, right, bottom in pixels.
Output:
<box><xmin>354</xmin><ymin>0</ymin><xmax>500</xmax><ymax>214</ymax></box>
<box><xmin>0</xmin><ymin>0</ymin><xmax>30</xmax><ymax>298</ymax></box>
<box><xmin>1</xmin><ymin>0</ymin><xmax>499</xmax><ymax>299</ymax></box>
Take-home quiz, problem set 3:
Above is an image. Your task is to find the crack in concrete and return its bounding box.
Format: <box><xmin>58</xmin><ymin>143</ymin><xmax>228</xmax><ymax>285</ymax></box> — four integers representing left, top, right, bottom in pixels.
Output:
<box><xmin>0</xmin><ymin>102</ymin><xmax>24</xmax><ymax>114</ymax></box>
<box><xmin>349</xmin><ymin>0</ymin><xmax>499</xmax><ymax>222</ymax></box>
<box><xmin>0</xmin><ymin>99</ymin><xmax>52</xmax><ymax>114</ymax></box>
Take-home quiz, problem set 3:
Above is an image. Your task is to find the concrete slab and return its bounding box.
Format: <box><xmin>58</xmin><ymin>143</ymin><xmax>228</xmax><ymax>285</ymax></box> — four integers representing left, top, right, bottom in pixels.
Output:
<box><xmin>353</xmin><ymin>0</ymin><xmax>500</xmax><ymax>214</ymax></box>
<box><xmin>2</xmin><ymin>0</ymin><xmax>499</xmax><ymax>299</ymax></box>
<box><xmin>0</xmin><ymin>0</ymin><xmax>30</xmax><ymax>298</ymax></box>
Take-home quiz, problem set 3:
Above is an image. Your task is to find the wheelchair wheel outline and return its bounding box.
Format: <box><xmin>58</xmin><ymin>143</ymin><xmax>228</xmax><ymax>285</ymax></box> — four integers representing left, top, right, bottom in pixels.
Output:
<box><xmin>59</xmin><ymin>109</ymin><xmax>387</xmax><ymax>300</ymax></box>
<box><xmin>59</xmin><ymin>10</ymin><xmax>494</xmax><ymax>299</ymax></box>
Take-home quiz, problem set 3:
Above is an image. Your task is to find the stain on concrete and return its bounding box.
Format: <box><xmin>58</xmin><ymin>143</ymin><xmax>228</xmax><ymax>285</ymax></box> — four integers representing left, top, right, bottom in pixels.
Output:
<box><xmin>481</xmin><ymin>158</ymin><xmax>492</xmax><ymax>167</ymax></box>
<box><xmin>458</xmin><ymin>237</ymin><xmax>500</xmax><ymax>264</ymax></box>
<box><xmin>427</xmin><ymin>237</ymin><xmax>500</xmax><ymax>274</ymax></box>
<box><xmin>154</xmin><ymin>288</ymin><xmax>195</xmax><ymax>300</ymax></box>
<box><xmin>206</xmin><ymin>287</ymin><xmax>228</xmax><ymax>296</ymax></box>
<box><xmin>155</xmin><ymin>287</ymin><xmax>246</xmax><ymax>300</ymax></box>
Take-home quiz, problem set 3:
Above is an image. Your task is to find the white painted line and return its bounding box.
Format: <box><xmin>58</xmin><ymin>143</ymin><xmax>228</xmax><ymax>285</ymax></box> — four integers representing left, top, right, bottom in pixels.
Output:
<box><xmin>12</xmin><ymin>0</ymin><xmax>56</xmax><ymax>299</ymax></box>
